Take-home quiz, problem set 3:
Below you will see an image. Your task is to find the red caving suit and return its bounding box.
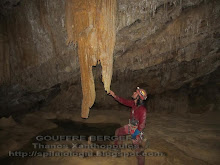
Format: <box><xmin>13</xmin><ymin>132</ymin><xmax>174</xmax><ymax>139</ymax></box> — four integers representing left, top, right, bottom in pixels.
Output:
<box><xmin>114</xmin><ymin>95</ymin><xmax>147</xmax><ymax>165</ymax></box>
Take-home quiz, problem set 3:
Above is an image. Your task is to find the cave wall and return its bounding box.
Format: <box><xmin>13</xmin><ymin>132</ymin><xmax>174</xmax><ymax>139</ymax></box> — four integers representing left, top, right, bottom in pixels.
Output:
<box><xmin>0</xmin><ymin>16</ymin><xmax>10</xmax><ymax>85</ymax></box>
<box><xmin>94</xmin><ymin>0</ymin><xmax>220</xmax><ymax>112</ymax></box>
<box><xmin>0</xmin><ymin>0</ymin><xmax>219</xmax><ymax>115</ymax></box>
<box><xmin>1</xmin><ymin>0</ymin><xmax>79</xmax><ymax>91</ymax></box>
<box><xmin>148</xmin><ymin>67</ymin><xmax>220</xmax><ymax>114</ymax></box>
<box><xmin>114</xmin><ymin>0</ymin><xmax>219</xmax><ymax>93</ymax></box>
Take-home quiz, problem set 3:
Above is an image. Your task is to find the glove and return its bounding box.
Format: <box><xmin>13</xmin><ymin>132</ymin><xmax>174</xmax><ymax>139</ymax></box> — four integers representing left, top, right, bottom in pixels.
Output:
<box><xmin>131</xmin><ymin>129</ymin><xmax>140</xmax><ymax>139</ymax></box>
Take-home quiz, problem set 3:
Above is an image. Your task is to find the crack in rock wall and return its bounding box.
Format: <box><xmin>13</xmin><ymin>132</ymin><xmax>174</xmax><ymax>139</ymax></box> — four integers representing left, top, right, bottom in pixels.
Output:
<box><xmin>0</xmin><ymin>16</ymin><xmax>10</xmax><ymax>84</ymax></box>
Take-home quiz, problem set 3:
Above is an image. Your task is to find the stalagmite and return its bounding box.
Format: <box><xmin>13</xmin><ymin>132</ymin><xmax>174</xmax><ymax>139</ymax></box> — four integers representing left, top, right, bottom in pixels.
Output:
<box><xmin>66</xmin><ymin>0</ymin><xmax>116</xmax><ymax>118</ymax></box>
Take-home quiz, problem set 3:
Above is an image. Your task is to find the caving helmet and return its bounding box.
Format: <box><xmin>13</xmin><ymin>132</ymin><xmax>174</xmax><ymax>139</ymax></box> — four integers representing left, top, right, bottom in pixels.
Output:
<box><xmin>136</xmin><ymin>87</ymin><xmax>147</xmax><ymax>100</ymax></box>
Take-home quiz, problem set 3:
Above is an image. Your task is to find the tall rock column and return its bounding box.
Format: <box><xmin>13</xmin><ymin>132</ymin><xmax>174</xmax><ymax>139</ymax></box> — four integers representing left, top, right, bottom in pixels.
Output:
<box><xmin>66</xmin><ymin>0</ymin><xmax>116</xmax><ymax>118</ymax></box>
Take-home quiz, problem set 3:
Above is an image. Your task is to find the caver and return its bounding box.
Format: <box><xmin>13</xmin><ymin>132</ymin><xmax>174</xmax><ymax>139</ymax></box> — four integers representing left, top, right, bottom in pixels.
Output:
<box><xmin>109</xmin><ymin>87</ymin><xmax>148</xmax><ymax>165</ymax></box>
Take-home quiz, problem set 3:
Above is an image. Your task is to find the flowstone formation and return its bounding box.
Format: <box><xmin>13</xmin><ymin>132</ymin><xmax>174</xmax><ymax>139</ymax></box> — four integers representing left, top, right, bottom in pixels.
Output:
<box><xmin>66</xmin><ymin>0</ymin><xmax>116</xmax><ymax>118</ymax></box>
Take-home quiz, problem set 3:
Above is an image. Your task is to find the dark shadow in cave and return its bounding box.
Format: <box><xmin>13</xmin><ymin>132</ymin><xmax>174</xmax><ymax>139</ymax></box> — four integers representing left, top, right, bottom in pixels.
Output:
<box><xmin>0</xmin><ymin>119</ymin><xmax>121</xmax><ymax>165</ymax></box>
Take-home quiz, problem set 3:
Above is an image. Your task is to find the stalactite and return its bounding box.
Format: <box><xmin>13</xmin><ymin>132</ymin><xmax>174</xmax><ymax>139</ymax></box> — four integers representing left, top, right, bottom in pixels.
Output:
<box><xmin>66</xmin><ymin>0</ymin><xmax>116</xmax><ymax>118</ymax></box>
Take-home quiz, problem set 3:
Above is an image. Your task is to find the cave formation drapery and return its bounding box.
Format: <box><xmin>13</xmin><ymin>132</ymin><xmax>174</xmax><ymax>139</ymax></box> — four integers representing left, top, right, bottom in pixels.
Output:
<box><xmin>66</xmin><ymin>0</ymin><xmax>116</xmax><ymax>118</ymax></box>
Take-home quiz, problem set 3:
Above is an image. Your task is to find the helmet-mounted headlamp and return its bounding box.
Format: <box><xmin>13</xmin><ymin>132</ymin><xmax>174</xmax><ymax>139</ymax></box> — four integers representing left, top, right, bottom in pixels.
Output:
<box><xmin>136</xmin><ymin>87</ymin><xmax>147</xmax><ymax>100</ymax></box>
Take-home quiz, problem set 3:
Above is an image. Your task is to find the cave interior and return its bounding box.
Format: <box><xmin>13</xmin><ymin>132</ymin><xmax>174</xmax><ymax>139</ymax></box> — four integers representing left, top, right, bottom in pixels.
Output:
<box><xmin>0</xmin><ymin>0</ymin><xmax>219</xmax><ymax>165</ymax></box>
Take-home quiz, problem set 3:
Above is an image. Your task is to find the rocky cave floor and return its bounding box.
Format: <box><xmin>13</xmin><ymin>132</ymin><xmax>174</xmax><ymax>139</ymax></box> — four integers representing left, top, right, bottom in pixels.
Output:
<box><xmin>0</xmin><ymin>108</ymin><xmax>219</xmax><ymax>165</ymax></box>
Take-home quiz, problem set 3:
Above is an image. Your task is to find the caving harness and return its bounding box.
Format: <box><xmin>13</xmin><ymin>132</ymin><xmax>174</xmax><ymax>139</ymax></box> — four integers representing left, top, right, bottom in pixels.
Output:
<box><xmin>128</xmin><ymin>108</ymin><xmax>144</xmax><ymax>140</ymax></box>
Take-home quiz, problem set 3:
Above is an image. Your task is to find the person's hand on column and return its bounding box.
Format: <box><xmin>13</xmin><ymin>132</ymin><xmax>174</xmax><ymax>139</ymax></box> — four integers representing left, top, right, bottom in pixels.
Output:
<box><xmin>109</xmin><ymin>90</ymin><xmax>116</xmax><ymax>98</ymax></box>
